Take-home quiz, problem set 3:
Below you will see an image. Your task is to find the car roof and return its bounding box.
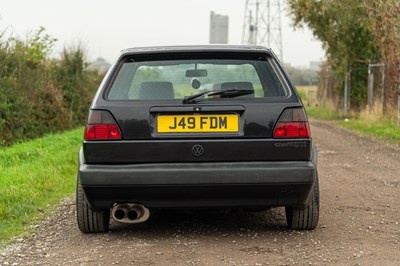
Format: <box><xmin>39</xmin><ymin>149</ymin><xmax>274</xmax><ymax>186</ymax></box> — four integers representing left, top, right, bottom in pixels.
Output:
<box><xmin>120</xmin><ymin>45</ymin><xmax>273</xmax><ymax>56</ymax></box>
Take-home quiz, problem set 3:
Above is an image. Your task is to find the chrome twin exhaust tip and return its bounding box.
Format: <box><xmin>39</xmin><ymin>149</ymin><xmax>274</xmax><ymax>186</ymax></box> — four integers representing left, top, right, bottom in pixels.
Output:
<box><xmin>111</xmin><ymin>203</ymin><xmax>150</xmax><ymax>223</ymax></box>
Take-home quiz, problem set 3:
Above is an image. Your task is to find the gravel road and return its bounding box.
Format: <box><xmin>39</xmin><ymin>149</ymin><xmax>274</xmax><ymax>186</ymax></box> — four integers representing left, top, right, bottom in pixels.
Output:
<box><xmin>1</xmin><ymin>120</ymin><xmax>399</xmax><ymax>266</ymax></box>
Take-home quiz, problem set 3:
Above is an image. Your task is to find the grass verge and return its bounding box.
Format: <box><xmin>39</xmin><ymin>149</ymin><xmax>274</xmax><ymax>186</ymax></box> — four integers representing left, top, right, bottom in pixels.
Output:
<box><xmin>337</xmin><ymin>118</ymin><xmax>400</xmax><ymax>143</ymax></box>
<box><xmin>0</xmin><ymin>128</ymin><xmax>83</xmax><ymax>247</ymax></box>
<box><xmin>306</xmin><ymin>106</ymin><xmax>400</xmax><ymax>143</ymax></box>
<box><xmin>306</xmin><ymin>106</ymin><xmax>346</xmax><ymax>120</ymax></box>
<box><xmin>296</xmin><ymin>86</ymin><xmax>400</xmax><ymax>144</ymax></box>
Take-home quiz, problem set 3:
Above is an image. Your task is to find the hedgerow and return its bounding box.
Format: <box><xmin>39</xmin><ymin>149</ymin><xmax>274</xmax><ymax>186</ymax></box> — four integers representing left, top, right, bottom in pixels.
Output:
<box><xmin>0</xmin><ymin>27</ymin><xmax>102</xmax><ymax>146</ymax></box>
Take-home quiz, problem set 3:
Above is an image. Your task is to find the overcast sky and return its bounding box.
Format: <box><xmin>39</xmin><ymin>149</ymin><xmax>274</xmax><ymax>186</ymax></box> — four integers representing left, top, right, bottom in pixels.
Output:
<box><xmin>0</xmin><ymin>0</ymin><xmax>325</xmax><ymax>67</ymax></box>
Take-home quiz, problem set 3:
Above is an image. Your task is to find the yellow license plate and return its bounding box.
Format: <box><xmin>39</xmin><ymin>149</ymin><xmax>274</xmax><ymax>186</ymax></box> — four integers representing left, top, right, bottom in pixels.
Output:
<box><xmin>157</xmin><ymin>114</ymin><xmax>239</xmax><ymax>133</ymax></box>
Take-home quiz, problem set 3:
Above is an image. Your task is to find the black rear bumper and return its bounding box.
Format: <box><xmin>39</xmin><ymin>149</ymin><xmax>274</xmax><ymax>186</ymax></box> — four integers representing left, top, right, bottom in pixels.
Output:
<box><xmin>78</xmin><ymin>149</ymin><xmax>317</xmax><ymax>210</ymax></box>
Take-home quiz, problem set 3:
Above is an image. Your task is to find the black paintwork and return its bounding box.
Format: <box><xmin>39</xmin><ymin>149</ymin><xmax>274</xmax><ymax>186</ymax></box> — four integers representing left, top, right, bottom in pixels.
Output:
<box><xmin>83</xmin><ymin>139</ymin><xmax>311</xmax><ymax>164</ymax></box>
<box><xmin>83</xmin><ymin>184</ymin><xmax>313</xmax><ymax>210</ymax></box>
<box><xmin>79</xmin><ymin>45</ymin><xmax>317</xmax><ymax>210</ymax></box>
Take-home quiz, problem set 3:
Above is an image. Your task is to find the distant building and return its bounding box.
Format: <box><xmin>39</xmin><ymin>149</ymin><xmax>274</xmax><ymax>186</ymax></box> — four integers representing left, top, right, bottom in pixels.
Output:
<box><xmin>310</xmin><ymin>61</ymin><xmax>322</xmax><ymax>71</ymax></box>
<box><xmin>88</xmin><ymin>57</ymin><xmax>111</xmax><ymax>73</ymax></box>
<box><xmin>209</xmin><ymin>11</ymin><xmax>229</xmax><ymax>44</ymax></box>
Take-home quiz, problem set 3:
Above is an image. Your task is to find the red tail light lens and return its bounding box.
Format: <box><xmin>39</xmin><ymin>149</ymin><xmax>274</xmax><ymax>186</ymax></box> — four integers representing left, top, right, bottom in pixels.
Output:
<box><xmin>84</xmin><ymin>110</ymin><xmax>122</xmax><ymax>140</ymax></box>
<box><xmin>273</xmin><ymin>108</ymin><xmax>310</xmax><ymax>138</ymax></box>
<box><xmin>274</xmin><ymin>122</ymin><xmax>310</xmax><ymax>138</ymax></box>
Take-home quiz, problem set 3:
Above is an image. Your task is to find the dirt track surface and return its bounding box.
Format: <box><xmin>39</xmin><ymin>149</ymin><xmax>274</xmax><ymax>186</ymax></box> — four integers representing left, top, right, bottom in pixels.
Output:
<box><xmin>1</xmin><ymin>120</ymin><xmax>400</xmax><ymax>266</ymax></box>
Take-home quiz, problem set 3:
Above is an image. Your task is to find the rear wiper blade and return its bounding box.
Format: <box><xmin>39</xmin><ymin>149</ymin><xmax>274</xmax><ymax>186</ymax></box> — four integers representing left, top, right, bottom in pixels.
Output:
<box><xmin>182</xmin><ymin>89</ymin><xmax>253</xmax><ymax>104</ymax></box>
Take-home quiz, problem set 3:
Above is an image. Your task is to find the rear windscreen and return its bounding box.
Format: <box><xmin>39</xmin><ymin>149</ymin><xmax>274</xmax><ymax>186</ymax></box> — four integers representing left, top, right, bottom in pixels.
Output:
<box><xmin>107</xmin><ymin>58</ymin><xmax>287</xmax><ymax>100</ymax></box>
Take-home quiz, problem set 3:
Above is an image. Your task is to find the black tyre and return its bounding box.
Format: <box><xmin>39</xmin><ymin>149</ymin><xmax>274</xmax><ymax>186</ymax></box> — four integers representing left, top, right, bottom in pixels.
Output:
<box><xmin>285</xmin><ymin>174</ymin><xmax>320</xmax><ymax>230</ymax></box>
<box><xmin>76</xmin><ymin>177</ymin><xmax>110</xmax><ymax>233</ymax></box>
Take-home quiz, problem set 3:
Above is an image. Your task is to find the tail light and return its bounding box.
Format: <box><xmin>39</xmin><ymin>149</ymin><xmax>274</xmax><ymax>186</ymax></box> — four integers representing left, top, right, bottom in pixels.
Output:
<box><xmin>273</xmin><ymin>108</ymin><xmax>310</xmax><ymax>138</ymax></box>
<box><xmin>84</xmin><ymin>110</ymin><xmax>122</xmax><ymax>140</ymax></box>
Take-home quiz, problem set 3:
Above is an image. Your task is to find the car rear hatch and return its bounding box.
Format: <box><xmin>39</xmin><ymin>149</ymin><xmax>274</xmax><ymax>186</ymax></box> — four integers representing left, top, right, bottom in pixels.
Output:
<box><xmin>83</xmin><ymin>49</ymin><xmax>312</xmax><ymax>164</ymax></box>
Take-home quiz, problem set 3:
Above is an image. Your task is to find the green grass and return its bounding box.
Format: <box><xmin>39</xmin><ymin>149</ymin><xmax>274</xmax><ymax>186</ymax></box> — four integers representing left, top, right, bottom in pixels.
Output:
<box><xmin>337</xmin><ymin>118</ymin><xmax>400</xmax><ymax>143</ymax></box>
<box><xmin>305</xmin><ymin>106</ymin><xmax>400</xmax><ymax>143</ymax></box>
<box><xmin>306</xmin><ymin>106</ymin><xmax>347</xmax><ymax>120</ymax></box>
<box><xmin>295</xmin><ymin>86</ymin><xmax>400</xmax><ymax>143</ymax></box>
<box><xmin>0</xmin><ymin>128</ymin><xmax>83</xmax><ymax>246</ymax></box>
<box><xmin>296</xmin><ymin>89</ymin><xmax>307</xmax><ymax>101</ymax></box>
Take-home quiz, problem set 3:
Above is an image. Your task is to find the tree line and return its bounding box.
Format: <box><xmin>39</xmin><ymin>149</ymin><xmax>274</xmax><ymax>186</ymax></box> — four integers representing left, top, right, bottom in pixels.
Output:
<box><xmin>288</xmin><ymin>0</ymin><xmax>400</xmax><ymax>113</ymax></box>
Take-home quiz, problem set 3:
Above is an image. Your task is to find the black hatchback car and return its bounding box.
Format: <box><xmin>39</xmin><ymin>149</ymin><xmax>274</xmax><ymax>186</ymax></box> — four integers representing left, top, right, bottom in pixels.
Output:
<box><xmin>76</xmin><ymin>45</ymin><xmax>319</xmax><ymax>233</ymax></box>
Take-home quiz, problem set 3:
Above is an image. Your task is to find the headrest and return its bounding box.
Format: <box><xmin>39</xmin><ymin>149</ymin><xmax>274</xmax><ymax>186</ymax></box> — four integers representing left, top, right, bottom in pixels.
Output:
<box><xmin>139</xmin><ymin>82</ymin><xmax>174</xmax><ymax>99</ymax></box>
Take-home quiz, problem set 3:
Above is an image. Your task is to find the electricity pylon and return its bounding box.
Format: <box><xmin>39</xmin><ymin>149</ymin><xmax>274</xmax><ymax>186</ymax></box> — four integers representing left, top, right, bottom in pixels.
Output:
<box><xmin>242</xmin><ymin>0</ymin><xmax>283</xmax><ymax>61</ymax></box>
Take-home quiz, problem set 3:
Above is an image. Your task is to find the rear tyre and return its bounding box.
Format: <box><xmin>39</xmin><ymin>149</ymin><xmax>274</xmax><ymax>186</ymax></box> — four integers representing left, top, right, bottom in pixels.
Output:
<box><xmin>76</xmin><ymin>177</ymin><xmax>110</xmax><ymax>233</ymax></box>
<box><xmin>285</xmin><ymin>174</ymin><xmax>320</xmax><ymax>230</ymax></box>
